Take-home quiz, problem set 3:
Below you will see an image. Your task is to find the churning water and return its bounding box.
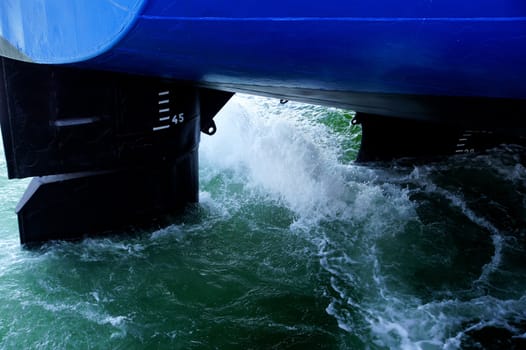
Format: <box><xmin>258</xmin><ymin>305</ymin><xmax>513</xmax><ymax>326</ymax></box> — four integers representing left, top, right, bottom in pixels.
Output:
<box><xmin>0</xmin><ymin>94</ymin><xmax>525</xmax><ymax>349</ymax></box>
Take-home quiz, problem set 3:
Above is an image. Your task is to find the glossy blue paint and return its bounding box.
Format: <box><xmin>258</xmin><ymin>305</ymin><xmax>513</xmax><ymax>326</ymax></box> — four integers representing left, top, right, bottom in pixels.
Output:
<box><xmin>1</xmin><ymin>1</ymin><xmax>526</xmax><ymax>100</ymax></box>
<box><xmin>0</xmin><ymin>0</ymin><xmax>145</xmax><ymax>63</ymax></box>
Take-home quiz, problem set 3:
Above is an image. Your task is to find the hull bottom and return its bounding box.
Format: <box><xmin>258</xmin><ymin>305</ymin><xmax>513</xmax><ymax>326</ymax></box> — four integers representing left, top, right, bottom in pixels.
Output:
<box><xmin>201</xmin><ymin>82</ymin><xmax>526</xmax><ymax>128</ymax></box>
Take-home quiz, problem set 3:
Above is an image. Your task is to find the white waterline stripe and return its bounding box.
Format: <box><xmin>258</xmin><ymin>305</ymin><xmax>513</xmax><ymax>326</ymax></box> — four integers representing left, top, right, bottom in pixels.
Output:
<box><xmin>142</xmin><ymin>15</ymin><xmax>526</xmax><ymax>23</ymax></box>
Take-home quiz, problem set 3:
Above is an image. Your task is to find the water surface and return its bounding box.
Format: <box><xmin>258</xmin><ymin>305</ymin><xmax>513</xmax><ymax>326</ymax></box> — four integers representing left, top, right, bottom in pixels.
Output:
<box><xmin>0</xmin><ymin>95</ymin><xmax>525</xmax><ymax>349</ymax></box>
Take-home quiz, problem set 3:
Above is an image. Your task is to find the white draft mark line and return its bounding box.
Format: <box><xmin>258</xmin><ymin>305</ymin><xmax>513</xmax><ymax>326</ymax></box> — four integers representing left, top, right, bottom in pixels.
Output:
<box><xmin>158</xmin><ymin>91</ymin><xmax>170</xmax><ymax>96</ymax></box>
<box><xmin>153</xmin><ymin>125</ymin><xmax>170</xmax><ymax>131</ymax></box>
<box><xmin>159</xmin><ymin>108</ymin><xmax>170</xmax><ymax>113</ymax></box>
<box><xmin>159</xmin><ymin>117</ymin><xmax>170</xmax><ymax>121</ymax></box>
<box><xmin>158</xmin><ymin>99</ymin><xmax>170</xmax><ymax>104</ymax></box>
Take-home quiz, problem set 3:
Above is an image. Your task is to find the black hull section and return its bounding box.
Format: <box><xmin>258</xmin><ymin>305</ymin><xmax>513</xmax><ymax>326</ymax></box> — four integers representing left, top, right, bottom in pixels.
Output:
<box><xmin>0</xmin><ymin>57</ymin><xmax>231</xmax><ymax>245</ymax></box>
<box><xmin>17</xmin><ymin>153</ymin><xmax>198</xmax><ymax>244</ymax></box>
<box><xmin>354</xmin><ymin>113</ymin><xmax>526</xmax><ymax>162</ymax></box>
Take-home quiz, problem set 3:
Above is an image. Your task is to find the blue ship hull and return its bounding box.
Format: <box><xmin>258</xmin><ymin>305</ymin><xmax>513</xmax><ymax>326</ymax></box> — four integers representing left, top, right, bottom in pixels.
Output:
<box><xmin>2</xmin><ymin>0</ymin><xmax>526</xmax><ymax>121</ymax></box>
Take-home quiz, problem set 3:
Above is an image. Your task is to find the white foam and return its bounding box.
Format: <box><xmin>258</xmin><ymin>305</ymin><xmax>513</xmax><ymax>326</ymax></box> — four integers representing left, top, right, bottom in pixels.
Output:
<box><xmin>204</xmin><ymin>96</ymin><xmax>469</xmax><ymax>348</ymax></box>
<box><xmin>201</xmin><ymin>95</ymin><xmax>346</xmax><ymax>226</ymax></box>
<box><xmin>316</xmin><ymin>161</ymin><xmax>523</xmax><ymax>348</ymax></box>
<box><xmin>201</xmin><ymin>95</ymin><xmax>416</xmax><ymax>233</ymax></box>
<box><xmin>414</xmin><ymin>173</ymin><xmax>505</xmax><ymax>287</ymax></box>
<box><xmin>150</xmin><ymin>224</ymin><xmax>185</xmax><ymax>241</ymax></box>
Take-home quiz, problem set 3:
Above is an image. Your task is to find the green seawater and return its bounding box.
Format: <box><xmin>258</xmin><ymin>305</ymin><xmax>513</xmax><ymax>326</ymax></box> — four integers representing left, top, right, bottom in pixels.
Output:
<box><xmin>0</xmin><ymin>95</ymin><xmax>525</xmax><ymax>349</ymax></box>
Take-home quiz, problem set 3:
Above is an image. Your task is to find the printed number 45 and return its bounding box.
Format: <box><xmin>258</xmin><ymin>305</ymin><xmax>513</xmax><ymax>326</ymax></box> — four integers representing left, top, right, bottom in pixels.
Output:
<box><xmin>172</xmin><ymin>113</ymin><xmax>185</xmax><ymax>124</ymax></box>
